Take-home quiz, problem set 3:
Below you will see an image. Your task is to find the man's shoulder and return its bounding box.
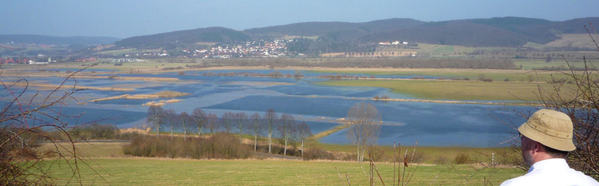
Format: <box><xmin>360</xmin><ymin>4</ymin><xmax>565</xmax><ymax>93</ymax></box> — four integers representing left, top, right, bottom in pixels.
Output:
<box><xmin>501</xmin><ymin>169</ymin><xmax>599</xmax><ymax>186</ymax></box>
<box><xmin>500</xmin><ymin>174</ymin><xmax>536</xmax><ymax>186</ymax></box>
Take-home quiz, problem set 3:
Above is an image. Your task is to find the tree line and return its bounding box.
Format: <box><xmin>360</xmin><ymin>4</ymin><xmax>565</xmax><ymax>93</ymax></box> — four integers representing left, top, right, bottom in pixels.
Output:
<box><xmin>147</xmin><ymin>106</ymin><xmax>312</xmax><ymax>156</ymax></box>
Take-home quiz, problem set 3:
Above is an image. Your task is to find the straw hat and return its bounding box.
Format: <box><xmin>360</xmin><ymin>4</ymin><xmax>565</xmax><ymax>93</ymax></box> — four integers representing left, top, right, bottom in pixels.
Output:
<box><xmin>518</xmin><ymin>109</ymin><xmax>576</xmax><ymax>152</ymax></box>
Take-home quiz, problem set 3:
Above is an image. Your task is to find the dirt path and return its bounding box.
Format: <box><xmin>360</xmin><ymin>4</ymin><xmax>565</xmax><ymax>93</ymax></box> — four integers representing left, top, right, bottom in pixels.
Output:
<box><xmin>309</xmin><ymin>125</ymin><xmax>350</xmax><ymax>140</ymax></box>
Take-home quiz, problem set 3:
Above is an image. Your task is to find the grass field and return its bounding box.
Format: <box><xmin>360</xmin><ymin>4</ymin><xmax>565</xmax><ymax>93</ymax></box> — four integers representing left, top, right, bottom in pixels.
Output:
<box><xmin>513</xmin><ymin>59</ymin><xmax>599</xmax><ymax>70</ymax></box>
<box><xmin>310</xmin><ymin>69</ymin><xmax>572</xmax><ymax>82</ymax></box>
<box><xmin>41</xmin><ymin>158</ymin><xmax>524</xmax><ymax>185</ymax></box>
<box><xmin>415</xmin><ymin>43</ymin><xmax>475</xmax><ymax>55</ymax></box>
<box><xmin>36</xmin><ymin>141</ymin><xmax>525</xmax><ymax>185</ymax></box>
<box><xmin>317</xmin><ymin>79</ymin><xmax>572</xmax><ymax>101</ymax></box>
<box><xmin>95</xmin><ymin>48</ymin><xmax>137</xmax><ymax>55</ymax></box>
<box><xmin>312</xmin><ymin>143</ymin><xmax>518</xmax><ymax>164</ymax></box>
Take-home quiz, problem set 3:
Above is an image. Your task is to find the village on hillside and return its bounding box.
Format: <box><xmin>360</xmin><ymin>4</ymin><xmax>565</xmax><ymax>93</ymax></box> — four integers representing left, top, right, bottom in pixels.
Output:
<box><xmin>0</xmin><ymin>38</ymin><xmax>422</xmax><ymax>65</ymax></box>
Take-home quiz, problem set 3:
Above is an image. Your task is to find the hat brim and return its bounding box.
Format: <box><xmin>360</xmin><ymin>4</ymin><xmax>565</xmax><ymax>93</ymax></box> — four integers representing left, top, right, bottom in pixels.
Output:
<box><xmin>518</xmin><ymin>121</ymin><xmax>576</xmax><ymax>152</ymax></box>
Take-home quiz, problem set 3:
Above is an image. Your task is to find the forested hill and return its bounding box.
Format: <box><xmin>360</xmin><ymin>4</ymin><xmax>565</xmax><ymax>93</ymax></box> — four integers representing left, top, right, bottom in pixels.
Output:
<box><xmin>115</xmin><ymin>27</ymin><xmax>251</xmax><ymax>49</ymax></box>
<box><xmin>246</xmin><ymin>17</ymin><xmax>599</xmax><ymax>47</ymax></box>
<box><xmin>244</xmin><ymin>18</ymin><xmax>424</xmax><ymax>38</ymax></box>
<box><xmin>0</xmin><ymin>35</ymin><xmax>119</xmax><ymax>45</ymax></box>
<box><xmin>114</xmin><ymin>17</ymin><xmax>599</xmax><ymax>49</ymax></box>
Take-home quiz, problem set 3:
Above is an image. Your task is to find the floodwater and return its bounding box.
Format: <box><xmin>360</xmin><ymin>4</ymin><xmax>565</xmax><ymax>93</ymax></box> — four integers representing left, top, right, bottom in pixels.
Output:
<box><xmin>4</xmin><ymin>69</ymin><xmax>534</xmax><ymax>147</ymax></box>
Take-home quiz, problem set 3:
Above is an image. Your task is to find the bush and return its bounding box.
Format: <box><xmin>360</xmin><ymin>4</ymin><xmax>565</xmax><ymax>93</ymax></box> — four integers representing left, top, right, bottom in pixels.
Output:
<box><xmin>367</xmin><ymin>146</ymin><xmax>387</xmax><ymax>161</ymax></box>
<box><xmin>303</xmin><ymin>148</ymin><xmax>335</xmax><ymax>160</ymax></box>
<box><xmin>123</xmin><ymin>133</ymin><xmax>253</xmax><ymax>159</ymax></box>
<box><xmin>118</xmin><ymin>131</ymin><xmax>142</xmax><ymax>140</ymax></box>
<box><xmin>70</xmin><ymin>123</ymin><xmax>120</xmax><ymax>141</ymax></box>
<box><xmin>408</xmin><ymin>151</ymin><xmax>427</xmax><ymax>163</ymax></box>
<box><xmin>454</xmin><ymin>153</ymin><xmax>470</xmax><ymax>164</ymax></box>
<box><xmin>434</xmin><ymin>155</ymin><xmax>449</xmax><ymax>165</ymax></box>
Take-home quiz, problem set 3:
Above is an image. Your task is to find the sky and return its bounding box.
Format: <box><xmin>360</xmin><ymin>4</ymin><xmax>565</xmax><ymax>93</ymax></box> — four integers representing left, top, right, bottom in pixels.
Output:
<box><xmin>2</xmin><ymin>0</ymin><xmax>599</xmax><ymax>39</ymax></box>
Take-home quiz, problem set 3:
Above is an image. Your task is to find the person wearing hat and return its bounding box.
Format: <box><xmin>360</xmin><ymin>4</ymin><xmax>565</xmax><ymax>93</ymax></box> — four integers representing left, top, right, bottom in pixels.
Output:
<box><xmin>501</xmin><ymin>109</ymin><xmax>599</xmax><ymax>186</ymax></box>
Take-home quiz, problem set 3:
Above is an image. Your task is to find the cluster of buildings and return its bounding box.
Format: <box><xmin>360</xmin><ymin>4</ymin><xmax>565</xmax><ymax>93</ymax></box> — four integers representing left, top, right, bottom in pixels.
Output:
<box><xmin>185</xmin><ymin>40</ymin><xmax>289</xmax><ymax>58</ymax></box>
<box><xmin>0</xmin><ymin>57</ymin><xmax>55</xmax><ymax>65</ymax></box>
<box><xmin>378</xmin><ymin>41</ymin><xmax>417</xmax><ymax>47</ymax></box>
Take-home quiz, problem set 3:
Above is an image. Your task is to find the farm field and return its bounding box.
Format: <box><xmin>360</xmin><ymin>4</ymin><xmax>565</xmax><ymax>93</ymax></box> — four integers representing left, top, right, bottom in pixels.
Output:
<box><xmin>513</xmin><ymin>59</ymin><xmax>599</xmax><ymax>70</ymax></box>
<box><xmin>37</xmin><ymin>142</ymin><xmax>524</xmax><ymax>186</ymax></box>
<box><xmin>309</xmin><ymin>68</ymin><xmax>571</xmax><ymax>82</ymax></box>
<box><xmin>317</xmin><ymin>79</ymin><xmax>572</xmax><ymax>101</ymax></box>
<box><xmin>40</xmin><ymin>141</ymin><xmax>519</xmax><ymax>165</ymax></box>
<box><xmin>41</xmin><ymin>158</ymin><xmax>524</xmax><ymax>185</ymax></box>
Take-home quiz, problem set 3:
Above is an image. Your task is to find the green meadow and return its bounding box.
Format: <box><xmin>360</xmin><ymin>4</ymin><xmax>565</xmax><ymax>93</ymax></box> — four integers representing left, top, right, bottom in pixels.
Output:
<box><xmin>309</xmin><ymin>69</ymin><xmax>571</xmax><ymax>82</ymax></box>
<box><xmin>513</xmin><ymin>59</ymin><xmax>599</xmax><ymax>70</ymax></box>
<box><xmin>36</xmin><ymin>141</ymin><xmax>525</xmax><ymax>185</ymax></box>
<box><xmin>41</xmin><ymin>158</ymin><xmax>524</xmax><ymax>185</ymax></box>
<box><xmin>317</xmin><ymin>79</ymin><xmax>572</xmax><ymax>101</ymax></box>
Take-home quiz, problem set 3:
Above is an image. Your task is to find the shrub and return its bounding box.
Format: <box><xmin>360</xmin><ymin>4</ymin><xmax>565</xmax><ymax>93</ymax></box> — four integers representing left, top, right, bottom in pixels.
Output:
<box><xmin>123</xmin><ymin>133</ymin><xmax>253</xmax><ymax>159</ymax></box>
<box><xmin>434</xmin><ymin>155</ymin><xmax>449</xmax><ymax>165</ymax></box>
<box><xmin>118</xmin><ymin>131</ymin><xmax>142</xmax><ymax>140</ymax></box>
<box><xmin>177</xmin><ymin>71</ymin><xmax>185</xmax><ymax>75</ymax></box>
<box><xmin>70</xmin><ymin>123</ymin><xmax>120</xmax><ymax>141</ymax></box>
<box><xmin>367</xmin><ymin>145</ymin><xmax>387</xmax><ymax>162</ymax></box>
<box><xmin>409</xmin><ymin>151</ymin><xmax>427</xmax><ymax>163</ymax></box>
<box><xmin>454</xmin><ymin>153</ymin><xmax>470</xmax><ymax>164</ymax></box>
<box><xmin>303</xmin><ymin>148</ymin><xmax>335</xmax><ymax>160</ymax></box>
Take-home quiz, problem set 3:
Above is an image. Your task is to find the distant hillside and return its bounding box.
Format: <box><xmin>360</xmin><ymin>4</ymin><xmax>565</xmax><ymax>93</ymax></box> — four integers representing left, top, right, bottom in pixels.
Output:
<box><xmin>0</xmin><ymin>35</ymin><xmax>119</xmax><ymax>45</ymax></box>
<box><xmin>360</xmin><ymin>21</ymin><xmax>532</xmax><ymax>47</ymax></box>
<box><xmin>112</xmin><ymin>17</ymin><xmax>599</xmax><ymax>50</ymax></box>
<box><xmin>115</xmin><ymin>27</ymin><xmax>251</xmax><ymax>49</ymax></box>
<box><xmin>244</xmin><ymin>18</ymin><xmax>424</xmax><ymax>40</ymax></box>
<box><xmin>245</xmin><ymin>17</ymin><xmax>599</xmax><ymax>47</ymax></box>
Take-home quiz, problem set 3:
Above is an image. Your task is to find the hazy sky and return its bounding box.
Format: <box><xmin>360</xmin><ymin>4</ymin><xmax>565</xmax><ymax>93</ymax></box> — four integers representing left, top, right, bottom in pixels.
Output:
<box><xmin>2</xmin><ymin>0</ymin><xmax>598</xmax><ymax>38</ymax></box>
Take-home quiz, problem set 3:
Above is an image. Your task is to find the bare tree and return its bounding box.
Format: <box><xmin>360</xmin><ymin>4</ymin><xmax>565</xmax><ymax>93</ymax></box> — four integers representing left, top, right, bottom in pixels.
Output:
<box><xmin>147</xmin><ymin>106</ymin><xmax>164</xmax><ymax>137</ymax></box>
<box><xmin>296</xmin><ymin>121</ymin><xmax>312</xmax><ymax>158</ymax></box>
<box><xmin>347</xmin><ymin>102</ymin><xmax>382</xmax><ymax>162</ymax></box>
<box><xmin>205</xmin><ymin>113</ymin><xmax>219</xmax><ymax>133</ymax></box>
<box><xmin>278</xmin><ymin>114</ymin><xmax>296</xmax><ymax>156</ymax></box>
<box><xmin>192</xmin><ymin>108</ymin><xmax>206</xmax><ymax>137</ymax></box>
<box><xmin>250</xmin><ymin>113</ymin><xmax>264</xmax><ymax>152</ymax></box>
<box><xmin>177</xmin><ymin>112</ymin><xmax>191</xmax><ymax>139</ymax></box>
<box><xmin>165</xmin><ymin>109</ymin><xmax>176</xmax><ymax>140</ymax></box>
<box><xmin>533</xmin><ymin>23</ymin><xmax>599</xmax><ymax>178</ymax></box>
<box><xmin>234</xmin><ymin>112</ymin><xmax>248</xmax><ymax>142</ymax></box>
<box><xmin>221</xmin><ymin>112</ymin><xmax>234</xmax><ymax>133</ymax></box>
<box><xmin>264</xmin><ymin>109</ymin><xmax>278</xmax><ymax>154</ymax></box>
<box><xmin>1</xmin><ymin>64</ymin><xmax>105</xmax><ymax>184</ymax></box>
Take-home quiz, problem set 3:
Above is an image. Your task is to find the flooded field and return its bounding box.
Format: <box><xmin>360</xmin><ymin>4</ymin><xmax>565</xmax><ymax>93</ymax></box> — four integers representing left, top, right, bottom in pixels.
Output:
<box><xmin>3</xmin><ymin>69</ymin><xmax>534</xmax><ymax>147</ymax></box>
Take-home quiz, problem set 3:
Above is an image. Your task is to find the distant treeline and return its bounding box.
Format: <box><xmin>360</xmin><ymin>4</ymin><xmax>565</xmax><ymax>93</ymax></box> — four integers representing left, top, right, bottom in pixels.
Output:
<box><xmin>209</xmin><ymin>58</ymin><xmax>516</xmax><ymax>69</ymax></box>
<box><xmin>533</xmin><ymin>65</ymin><xmax>599</xmax><ymax>71</ymax></box>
